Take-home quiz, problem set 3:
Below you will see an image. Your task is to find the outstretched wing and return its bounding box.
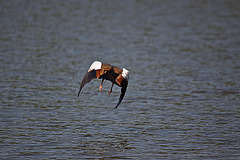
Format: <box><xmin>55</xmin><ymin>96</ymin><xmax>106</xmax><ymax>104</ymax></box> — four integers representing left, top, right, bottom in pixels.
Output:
<box><xmin>77</xmin><ymin>70</ymin><xmax>97</xmax><ymax>96</ymax></box>
<box><xmin>114</xmin><ymin>79</ymin><xmax>128</xmax><ymax>108</ymax></box>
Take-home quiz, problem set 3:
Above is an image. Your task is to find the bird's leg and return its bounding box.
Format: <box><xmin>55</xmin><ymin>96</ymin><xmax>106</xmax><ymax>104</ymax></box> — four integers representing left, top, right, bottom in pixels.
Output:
<box><xmin>108</xmin><ymin>82</ymin><xmax>114</xmax><ymax>95</ymax></box>
<box><xmin>99</xmin><ymin>79</ymin><xmax>104</xmax><ymax>92</ymax></box>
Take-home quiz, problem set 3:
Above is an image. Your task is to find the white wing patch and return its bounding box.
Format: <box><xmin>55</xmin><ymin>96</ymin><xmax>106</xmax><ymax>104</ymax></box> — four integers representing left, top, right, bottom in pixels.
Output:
<box><xmin>88</xmin><ymin>61</ymin><xmax>102</xmax><ymax>72</ymax></box>
<box><xmin>122</xmin><ymin>68</ymin><xmax>129</xmax><ymax>80</ymax></box>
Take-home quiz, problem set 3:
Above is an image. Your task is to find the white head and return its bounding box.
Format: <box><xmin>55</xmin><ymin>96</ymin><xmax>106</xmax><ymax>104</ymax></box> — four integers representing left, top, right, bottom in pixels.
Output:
<box><xmin>88</xmin><ymin>61</ymin><xmax>102</xmax><ymax>72</ymax></box>
<box><xmin>122</xmin><ymin>68</ymin><xmax>129</xmax><ymax>80</ymax></box>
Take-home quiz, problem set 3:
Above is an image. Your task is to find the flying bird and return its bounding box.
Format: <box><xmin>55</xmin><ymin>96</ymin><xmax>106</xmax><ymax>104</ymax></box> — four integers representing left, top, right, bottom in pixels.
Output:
<box><xmin>77</xmin><ymin>61</ymin><xmax>129</xmax><ymax>108</ymax></box>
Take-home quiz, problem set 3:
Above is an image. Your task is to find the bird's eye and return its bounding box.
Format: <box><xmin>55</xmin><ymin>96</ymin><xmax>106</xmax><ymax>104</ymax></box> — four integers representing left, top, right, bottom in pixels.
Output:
<box><xmin>104</xmin><ymin>70</ymin><xmax>107</xmax><ymax>73</ymax></box>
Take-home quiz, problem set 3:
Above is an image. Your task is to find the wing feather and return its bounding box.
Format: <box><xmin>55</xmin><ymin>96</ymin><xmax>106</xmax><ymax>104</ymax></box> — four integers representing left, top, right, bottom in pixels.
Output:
<box><xmin>114</xmin><ymin>80</ymin><xmax>128</xmax><ymax>108</ymax></box>
<box><xmin>77</xmin><ymin>70</ymin><xmax>97</xmax><ymax>96</ymax></box>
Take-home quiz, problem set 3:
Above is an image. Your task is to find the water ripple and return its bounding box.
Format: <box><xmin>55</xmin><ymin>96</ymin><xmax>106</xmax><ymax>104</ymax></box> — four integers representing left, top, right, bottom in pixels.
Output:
<box><xmin>1</xmin><ymin>0</ymin><xmax>240</xmax><ymax>159</ymax></box>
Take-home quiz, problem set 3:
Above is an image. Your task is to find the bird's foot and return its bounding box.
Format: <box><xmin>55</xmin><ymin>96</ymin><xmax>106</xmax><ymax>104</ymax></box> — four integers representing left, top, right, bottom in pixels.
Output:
<box><xmin>99</xmin><ymin>85</ymin><xmax>102</xmax><ymax>92</ymax></box>
<box><xmin>108</xmin><ymin>89</ymin><xmax>112</xmax><ymax>95</ymax></box>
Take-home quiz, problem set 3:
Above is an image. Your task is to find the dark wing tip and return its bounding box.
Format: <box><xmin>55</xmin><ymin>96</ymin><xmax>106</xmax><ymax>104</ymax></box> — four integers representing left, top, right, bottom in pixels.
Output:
<box><xmin>114</xmin><ymin>102</ymin><xmax>121</xmax><ymax>109</ymax></box>
<box><xmin>77</xmin><ymin>89</ymin><xmax>81</xmax><ymax>97</ymax></box>
<box><xmin>77</xmin><ymin>70</ymin><xmax>97</xmax><ymax>96</ymax></box>
<box><xmin>114</xmin><ymin>80</ymin><xmax>128</xmax><ymax>109</ymax></box>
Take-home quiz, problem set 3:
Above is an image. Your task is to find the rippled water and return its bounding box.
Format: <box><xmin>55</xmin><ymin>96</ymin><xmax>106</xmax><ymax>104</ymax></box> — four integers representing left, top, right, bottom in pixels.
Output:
<box><xmin>1</xmin><ymin>0</ymin><xmax>240</xmax><ymax>159</ymax></box>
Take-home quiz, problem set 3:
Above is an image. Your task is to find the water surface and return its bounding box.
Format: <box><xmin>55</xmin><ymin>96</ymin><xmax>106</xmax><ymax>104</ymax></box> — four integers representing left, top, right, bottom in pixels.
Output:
<box><xmin>1</xmin><ymin>0</ymin><xmax>240</xmax><ymax>159</ymax></box>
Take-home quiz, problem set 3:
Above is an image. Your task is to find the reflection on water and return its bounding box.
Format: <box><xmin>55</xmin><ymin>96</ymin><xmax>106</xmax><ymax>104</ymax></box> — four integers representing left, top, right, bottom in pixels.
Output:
<box><xmin>1</xmin><ymin>0</ymin><xmax>240</xmax><ymax>159</ymax></box>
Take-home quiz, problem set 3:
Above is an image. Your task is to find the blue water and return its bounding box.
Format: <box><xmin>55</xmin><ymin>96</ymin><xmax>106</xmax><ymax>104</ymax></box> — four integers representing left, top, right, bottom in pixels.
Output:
<box><xmin>1</xmin><ymin>0</ymin><xmax>240</xmax><ymax>159</ymax></box>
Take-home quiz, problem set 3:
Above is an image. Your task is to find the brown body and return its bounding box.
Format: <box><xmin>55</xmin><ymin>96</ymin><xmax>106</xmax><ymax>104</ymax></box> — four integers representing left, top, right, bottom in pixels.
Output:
<box><xmin>77</xmin><ymin>62</ymin><xmax>129</xmax><ymax>108</ymax></box>
<box><xmin>97</xmin><ymin>63</ymin><xmax>124</xmax><ymax>86</ymax></box>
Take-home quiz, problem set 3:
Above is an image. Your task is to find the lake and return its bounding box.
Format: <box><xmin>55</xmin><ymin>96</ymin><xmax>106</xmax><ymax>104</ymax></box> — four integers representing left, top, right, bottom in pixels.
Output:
<box><xmin>0</xmin><ymin>0</ymin><xmax>240</xmax><ymax>159</ymax></box>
